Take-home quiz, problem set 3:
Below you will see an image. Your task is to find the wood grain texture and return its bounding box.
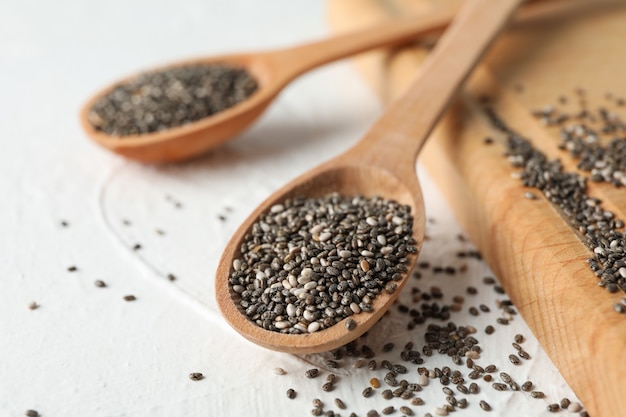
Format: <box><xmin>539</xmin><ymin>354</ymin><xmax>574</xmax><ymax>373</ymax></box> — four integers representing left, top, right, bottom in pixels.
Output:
<box><xmin>327</xmin><ymin>1</ymin><xmax>626</xmax><ymax>416</ymax></box>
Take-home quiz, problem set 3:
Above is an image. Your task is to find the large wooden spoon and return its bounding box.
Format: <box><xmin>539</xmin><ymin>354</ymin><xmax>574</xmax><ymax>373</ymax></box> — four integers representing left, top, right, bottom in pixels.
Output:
<box><xmin>215</xmin><ymin>0</ymin><xmax>523</xmax><ymax>354</ymax></box>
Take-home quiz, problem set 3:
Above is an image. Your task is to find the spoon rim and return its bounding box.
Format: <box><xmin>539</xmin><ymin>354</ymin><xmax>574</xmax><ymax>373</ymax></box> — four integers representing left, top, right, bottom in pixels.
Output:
<box><xmin>215</xmin><ymin>161</ymin><xmax>425</xmax><ymax>353</ymax></box>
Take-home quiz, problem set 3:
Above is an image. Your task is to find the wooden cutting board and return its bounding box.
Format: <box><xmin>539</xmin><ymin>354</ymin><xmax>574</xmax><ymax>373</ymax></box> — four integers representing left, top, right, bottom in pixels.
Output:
<box><xmin>327</xmin><ymin>1</ymin><xmax>626</xmax><ymax>416</ymax></box>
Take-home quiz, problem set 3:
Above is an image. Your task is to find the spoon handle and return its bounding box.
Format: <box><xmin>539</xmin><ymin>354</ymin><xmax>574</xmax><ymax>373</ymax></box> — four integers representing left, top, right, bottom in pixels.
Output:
<box><xmin>268</xmin><ymin>3</ymin><xmax>457</xmax><ymax>83</ymax></box>
<box><xmin>349</xmin><ymin>0</ymin><xmax>523</xmax><ymax>174</ymax></box>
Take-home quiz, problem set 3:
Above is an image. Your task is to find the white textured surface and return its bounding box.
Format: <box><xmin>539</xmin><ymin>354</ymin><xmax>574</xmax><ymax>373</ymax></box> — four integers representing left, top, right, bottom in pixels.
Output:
<box><xmin>1</xmin><ymin>1</ymin><xmax>583</xmax><ymax>416</ymax></box>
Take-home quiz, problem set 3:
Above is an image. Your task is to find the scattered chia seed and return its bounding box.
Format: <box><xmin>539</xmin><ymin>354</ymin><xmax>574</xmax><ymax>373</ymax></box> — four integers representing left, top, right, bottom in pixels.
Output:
<box><xmin>25</xmin><ymin>411</ymin><xmax>39</xmax><ymax>417</ymax></box>
<box><xmin>94</xmin><ymin>280</ymin><xmax>106</xmax><ymax>288</ymax></box>
<box><xmin>487</xmin><ymin>97</ymin><xmax>626</xmax><ymax>313</ymax></box>
<box><xmin>123</xmin><ymin>295</ymin><xmax>136</xmax><ymax>302</ymax></box>
<box><xmin>383</xmin><ymin>342</ymin><xmax>395</xmax><ymax>352</ymax></box>
<box><xmin>273</xmin><ymin>367</ymin><xmax>286</xmax><ymax>375</ymax></box>
<box><xmin>499</xmin><ymin>372</ymin><xmax>512</xmax><ymax>383</ymax></box>
<box><xmin>189</xmin><ymin>372</ymin><xmax>204</xmax><ymax>381</ymax></box>
<box><xmin>60</xmin><ymin>220</ymin><xmax>69</xmax><ymax>227</ymax></box>
<box><xmin>88</xmin><ymin>63</ymin><xmax>258</xmax><ymax>136</ymax></box>
<box><xmin>28</xmin><ymin>301</ymin><xmax>39</xmax><ymax>310</ymax></box>
<box><xmin>133</xmin><ymin>243</ymin><xmax>142</xmax><ymax>251</ymax></box>
<box><xmin>229</xmin><ymin>193</ymin><xmax>416</xmax><ymax>334</ymax></box>
<box><xmin>568</xmin><ymin>402</ymin><xmax>583</xmax><ymax>413</ymax></box>
<box><xmin>433</xmin><ymin>406</ymin><xmax>448</xmax><ymax>416</ymax></box>
<box><xmin>485</xmin><ymin>364</ymin><xmax>497</xmax><ymax>373</ymax></box>
<box><xmin>286</xmin><ymin>388</ymin><xmax>297</xmax><ymax>399</ymax></box>
<box><xmin>547</xmin><ymin>403</ymin><xmax>560</xmax><ymax>413</ymax></box>
<box><xmin>492</xmin><ymin>382</ymin><xmax>508</xmax><ymax>391</ymax></box>
<box><xmin>508</xmin><ymin>354</ymin><xmax>521</xmax><ymax>365</ymax></box>
<box><xmin>167</xmin><ymin>273</ymin><xmax>177</xmax><ymax>281</ymax></box>
<box><xmin>67</xmin><ymin>266</ymin><xmax>77</xmax><ymax>272</ymax></box>
<box><xmin>335</xmin><ymin>398</ymin><xmax>346</xmax><ymax>409</ymax></box>
<box><xmin>479</xmin><ymin>400</ymin><xmax>492</xmax><ymax>411</ymax></box>
<box><xmin>399</xmin><ymin>406</ymin><xmax>413</xmax><ymax>415</ymax></box>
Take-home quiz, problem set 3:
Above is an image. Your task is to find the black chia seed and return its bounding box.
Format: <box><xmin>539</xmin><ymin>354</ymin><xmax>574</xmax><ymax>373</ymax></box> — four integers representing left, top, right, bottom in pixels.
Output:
<box><xmin>229</xmin><ymin>193</ymin><xmax>416</xmax><ymax>334</ymax></box>
<box><xmin>188</xmin><ymin>372</ymin><xmax>204</xmax><ymax>381</ymax></box>
<box><xmin>88</xmin><ymin>63</ymin><xmax>258</xmax><ymax>136</ymax></box>
<box><xmin>485</xmin><ymin>96</ymin><xmax>626</xmax><ymax>314</ymax></box>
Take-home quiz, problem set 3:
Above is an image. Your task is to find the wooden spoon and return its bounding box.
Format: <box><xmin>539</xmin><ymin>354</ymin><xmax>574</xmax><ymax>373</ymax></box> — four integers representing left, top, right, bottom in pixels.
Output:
<box><xmin>81</xmin><ymin>2</ymin><xmax>496</xmax><ymax>163</ymax></box>
<box><xmin>215</xmin><ymin>0</ymin><xmax>523</xmax><ymax>354</ymax></box>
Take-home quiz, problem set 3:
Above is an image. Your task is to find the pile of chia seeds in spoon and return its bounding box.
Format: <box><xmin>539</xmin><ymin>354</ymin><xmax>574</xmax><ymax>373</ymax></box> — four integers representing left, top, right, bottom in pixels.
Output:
<box><xmin>228</xmin><ymin>193</ymin><xmax>418</xmax><ymax>334</ymax></box>
<box><xmin>87</xmin><ymin>63</ymin><xmax>258</xmax><ymax>136</ymax></box>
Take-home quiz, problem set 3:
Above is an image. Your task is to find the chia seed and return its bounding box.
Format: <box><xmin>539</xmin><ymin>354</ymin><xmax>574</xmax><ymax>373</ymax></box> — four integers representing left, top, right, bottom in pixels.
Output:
<box><xmin>228</xmin><ymin>193</ymin><xmax>416</xmax><ymax>334</ymax></box>
<box><xmin>88</xmin><ymin>63</ymin><xmax>258</xmax><ymax>136</ymax></box>
<box><xmin>188</xmin><ymin>372</ymin><xmax>203</xmax><ymax>381</ymax></box>
<box><xmin>487</xmin><ymin>98</ymin><xmax>626</xmax><ymax>313</ymax></box>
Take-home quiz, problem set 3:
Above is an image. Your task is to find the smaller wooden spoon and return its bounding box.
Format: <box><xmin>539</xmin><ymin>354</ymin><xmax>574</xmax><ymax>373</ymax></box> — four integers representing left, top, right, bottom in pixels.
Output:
<box><xmin>215</xmin><ymin>0</ymin><xmax>523</xmax><ymax>354</ymax></box>
<box><xmin>80</xmin><ymin>6</ymin><xmax>458</xmax><ymax>163</ymax></box>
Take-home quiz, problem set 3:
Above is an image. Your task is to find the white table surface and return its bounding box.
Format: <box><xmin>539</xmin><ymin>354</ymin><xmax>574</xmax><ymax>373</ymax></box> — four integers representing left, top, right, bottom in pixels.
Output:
<box><xmin>2</xmin><ymin>1</ymin><xmax>584</xmax><ymax>416</ymax></box>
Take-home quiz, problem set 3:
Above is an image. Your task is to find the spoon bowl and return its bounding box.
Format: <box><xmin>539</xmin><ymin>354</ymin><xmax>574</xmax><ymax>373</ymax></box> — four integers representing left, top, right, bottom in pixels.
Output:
<box><xmin>216</xmin><ymin>161</ymin><xmax>424</xmax><ymax>353</ymax></box>
<box><xmin>79</xmin><ymin>53</ymin><xmax>282</xmax><ymax>162</ymax></box>
<box><xmin>215</xmin><ymin>0</ymin><xmax>523</xmax><ymax>353</ymax></box>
